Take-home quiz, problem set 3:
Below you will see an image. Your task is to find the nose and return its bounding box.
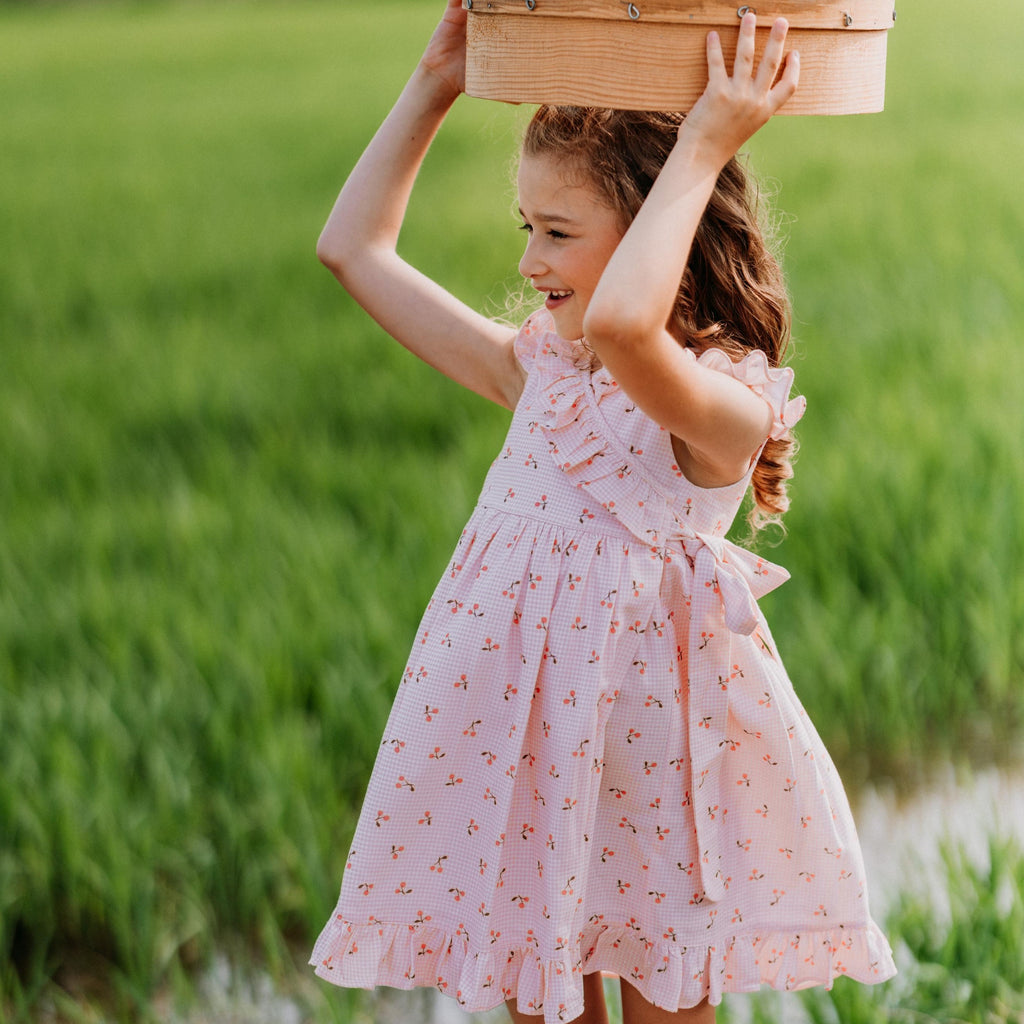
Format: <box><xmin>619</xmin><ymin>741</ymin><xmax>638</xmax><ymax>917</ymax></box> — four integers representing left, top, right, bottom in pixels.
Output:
<box><xmin>518</xmin><ymin>233</ymin><xmax>545</xmax><ymax>280</ymax></box>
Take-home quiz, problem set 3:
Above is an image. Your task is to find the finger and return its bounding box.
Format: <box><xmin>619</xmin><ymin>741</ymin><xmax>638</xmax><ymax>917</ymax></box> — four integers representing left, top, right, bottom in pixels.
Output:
<box><xmin>733</xmin><ymin>10</ymin><xmax>757</xmax><ymax>78</ymax></box>
<box><xmin>767</xmin><ymin>49</ymin><xmax>800</xmax><ymax>112</ymax></box>
<box><xmin>705</xmin><ymin>29</ymin><xmax>728</xmax><ymax>86</ymax></box>
<box><xmin>754</xmin><ymin>17</ymin><xmax>789</xmax><ymax>93</ymax></box>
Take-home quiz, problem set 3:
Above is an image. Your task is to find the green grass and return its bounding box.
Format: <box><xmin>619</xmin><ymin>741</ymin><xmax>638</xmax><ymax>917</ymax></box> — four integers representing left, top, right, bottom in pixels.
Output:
<box><xmin>1</xmin><ymin>0</ymin><xmax>1022</xmax><ymax>1020</ymax></box>
<box><xmin>789</xmin><ymin>837</ymin><xmax>1024</xmax><ymax>1024</ymax></box>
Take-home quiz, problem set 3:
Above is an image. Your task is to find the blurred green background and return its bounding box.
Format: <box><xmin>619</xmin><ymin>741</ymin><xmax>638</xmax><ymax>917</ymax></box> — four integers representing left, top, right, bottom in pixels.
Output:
<box><xmin>1</xmin><ymin>0</ymin><xmax>1022</xmax><ymax>1021</ymax></box>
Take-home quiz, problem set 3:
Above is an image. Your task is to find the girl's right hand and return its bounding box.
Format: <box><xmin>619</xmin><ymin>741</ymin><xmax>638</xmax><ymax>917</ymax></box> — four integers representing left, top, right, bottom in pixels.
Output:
<box><xmin>419</xmin><ymin>0</ymin><xmax>468</xmax><ymax>100</ymax></box>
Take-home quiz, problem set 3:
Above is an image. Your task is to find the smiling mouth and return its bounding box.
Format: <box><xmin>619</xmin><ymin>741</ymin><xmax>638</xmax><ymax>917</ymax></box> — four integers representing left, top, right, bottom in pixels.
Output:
<box><xmin>544</xmin><ymin>289</ymin><xmax>573</xmax><ymax>309</ymax></box>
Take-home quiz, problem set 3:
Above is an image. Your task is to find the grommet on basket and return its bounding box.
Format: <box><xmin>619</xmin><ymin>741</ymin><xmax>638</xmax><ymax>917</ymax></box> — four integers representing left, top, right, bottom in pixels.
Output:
<box><xmin>627</xmin><ymin>3</ymin><xmax>640</xmax><ymax>19</ymax></box>
<box><xmin>737</xmin><ymin>5</ymin><xmax>755</xmax><ymax>17</ymax></box>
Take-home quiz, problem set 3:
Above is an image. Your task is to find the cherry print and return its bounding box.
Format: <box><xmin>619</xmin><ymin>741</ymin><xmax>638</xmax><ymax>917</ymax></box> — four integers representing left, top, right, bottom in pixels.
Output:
<box><xmin>311</xmin><ymin>316</ymin><xmax>893</xmax><ymax>1018</ymax></box>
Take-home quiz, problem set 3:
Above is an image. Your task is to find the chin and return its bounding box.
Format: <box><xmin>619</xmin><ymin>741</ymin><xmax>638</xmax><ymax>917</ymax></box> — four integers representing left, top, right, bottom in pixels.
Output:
<box><xmin>551</xmin><ymin>317</ymin><xmax>584</xmax><ymax>342</ymax></box>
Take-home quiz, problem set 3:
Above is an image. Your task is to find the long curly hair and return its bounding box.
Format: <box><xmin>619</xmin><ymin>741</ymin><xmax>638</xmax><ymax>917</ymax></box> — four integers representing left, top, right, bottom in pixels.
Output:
<box><xmin>522</xmin><ymin>106</ymin><xmax>797</xmax><ymax>531</ymax></box>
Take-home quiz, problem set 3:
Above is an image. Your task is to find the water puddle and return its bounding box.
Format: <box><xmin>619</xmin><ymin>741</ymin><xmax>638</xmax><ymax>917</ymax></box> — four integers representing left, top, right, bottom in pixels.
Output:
<box><xmin>855</xmin><ymin>764</ymin><xmax>1024</xmax><ymax>918</ymax></box>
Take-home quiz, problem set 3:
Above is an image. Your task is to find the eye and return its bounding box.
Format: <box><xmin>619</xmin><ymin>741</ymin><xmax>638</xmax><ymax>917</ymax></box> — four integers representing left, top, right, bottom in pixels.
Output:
<box><xmin>548</xmin><ymin>229</ymin><xmax>569</xmax><ymax>240</ymax></box>
<box><xmin>518</xmin><ymin>222</ymin><xmax>533</xmax><ymax>233</ymax></box>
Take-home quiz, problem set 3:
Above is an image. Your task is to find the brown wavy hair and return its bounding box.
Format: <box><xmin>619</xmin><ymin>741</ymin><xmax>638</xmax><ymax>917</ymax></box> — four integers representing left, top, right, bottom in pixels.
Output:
<box><xmin>522</xmin><ymin>106</ymin><xmax>797</xmax><ymax>532</ymax></box>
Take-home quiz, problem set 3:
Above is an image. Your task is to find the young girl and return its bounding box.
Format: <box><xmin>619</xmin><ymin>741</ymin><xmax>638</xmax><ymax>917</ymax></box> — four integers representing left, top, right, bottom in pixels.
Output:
<box><xmin>310</xmin><ymin>3</ymin><xmax>896</xmax><ymax>1021</ymax></box>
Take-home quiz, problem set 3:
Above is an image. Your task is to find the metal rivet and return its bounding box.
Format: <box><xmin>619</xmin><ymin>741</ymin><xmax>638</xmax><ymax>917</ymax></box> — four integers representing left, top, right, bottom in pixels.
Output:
<box><xmin>465</xmin><ymin>0</ymin><xmax>472</xmax><ymax>8</ymax></box>
<box><xmin>737</xmin><ymin>5</ymin><xmax>756</xmax><ymax>16</ymax></box>
<box><xmin>525</xmin><ymin>0</ymin><xmax>536</xmax><ymax>8</ymax></box>
<box><xmin>627</xmin><ymin>2</ymin><xmax>640</xmax><ymax>19</ymax></box>
<box><xmin>843</xmin><ymin>11</ymin><xmax>853</xmax><ymax>25</ymax></box>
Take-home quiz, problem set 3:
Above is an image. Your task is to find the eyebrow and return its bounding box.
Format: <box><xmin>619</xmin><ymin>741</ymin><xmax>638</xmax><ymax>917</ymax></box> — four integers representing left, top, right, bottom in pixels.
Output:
<box><xmin>518</xmin><ymin>208</ymin><xmax>579</xmax><ymax>225</ymax></box>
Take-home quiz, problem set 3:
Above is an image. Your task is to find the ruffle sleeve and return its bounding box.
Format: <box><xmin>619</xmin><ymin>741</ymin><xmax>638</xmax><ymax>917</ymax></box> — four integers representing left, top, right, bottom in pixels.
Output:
<box><xmin>687</xmin><ymin>346</ymin><xmax>806</xmax><ymax>439</ymax></box>
<box><xmin>512</xmin><ymin>309</ymin><xmax>552</xmax><ymax>368</ymax></box>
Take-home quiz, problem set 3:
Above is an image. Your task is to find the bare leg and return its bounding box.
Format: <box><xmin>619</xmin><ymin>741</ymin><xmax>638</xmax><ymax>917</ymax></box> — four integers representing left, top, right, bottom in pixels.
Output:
<box><xmin>620</xmin><ymin>979</ymin><xmax>715</xmax><ymax>1024</ymax></box>
<box><xmin>506</xmin><ymin>971</ymin><xmax>609</xmax><ymax>1024</ymax></box>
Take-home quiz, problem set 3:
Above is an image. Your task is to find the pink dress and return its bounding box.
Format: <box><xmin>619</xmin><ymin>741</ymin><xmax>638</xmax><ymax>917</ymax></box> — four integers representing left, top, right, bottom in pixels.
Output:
<box><xmin>311</xmin><ymin>311</ymin><xmax>896</xmax><ymax>1022</ymax></box>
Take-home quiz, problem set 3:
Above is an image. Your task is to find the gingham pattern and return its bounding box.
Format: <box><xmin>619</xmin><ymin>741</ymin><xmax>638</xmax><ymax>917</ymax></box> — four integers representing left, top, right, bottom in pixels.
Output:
<box><xmin>311</xmin><ymin>311</ymin><xmax>895</xmax><ymax>1022</ymax></box>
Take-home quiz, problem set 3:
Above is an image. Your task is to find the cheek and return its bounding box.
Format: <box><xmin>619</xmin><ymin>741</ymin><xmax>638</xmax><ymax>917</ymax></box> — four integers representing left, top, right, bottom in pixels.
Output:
<box><xmin>581</xmin><ymin>251</ymin><xmax>617</xmax><ymax>294</ymax></box>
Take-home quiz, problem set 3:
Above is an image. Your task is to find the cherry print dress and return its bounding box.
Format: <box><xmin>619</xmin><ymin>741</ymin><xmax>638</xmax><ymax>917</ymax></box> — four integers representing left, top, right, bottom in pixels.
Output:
<box><xmin>311</xmin><ymin>310</ymin><xmax>896</xmax><ymax>1021</ymax></box>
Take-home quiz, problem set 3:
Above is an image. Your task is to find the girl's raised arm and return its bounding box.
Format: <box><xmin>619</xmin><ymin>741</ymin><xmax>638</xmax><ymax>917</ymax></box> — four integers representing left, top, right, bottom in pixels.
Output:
<box><xmin>583</xmin><ymin>14</ymin><xmax>799</xmax><ymax>487</ymax></box>
<box><xmin>317</xmin><ymin>0</ymin><xmax>523</xmax><ymax>409</ymax></box>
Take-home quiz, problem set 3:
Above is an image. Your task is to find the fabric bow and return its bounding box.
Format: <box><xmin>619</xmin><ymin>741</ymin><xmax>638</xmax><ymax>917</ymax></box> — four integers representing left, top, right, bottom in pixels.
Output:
<box><xmin>669</xmin><ymin>525</ymin><xmax>790</xmax><ymax>902</ymax></box>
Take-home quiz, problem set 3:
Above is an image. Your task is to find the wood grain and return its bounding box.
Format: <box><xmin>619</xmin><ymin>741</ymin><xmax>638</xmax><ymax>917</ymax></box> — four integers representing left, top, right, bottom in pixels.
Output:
<box><xmin>465</xmin><ymin>13</ymin><xmax>890</xmax><ymax>114</ymax></box>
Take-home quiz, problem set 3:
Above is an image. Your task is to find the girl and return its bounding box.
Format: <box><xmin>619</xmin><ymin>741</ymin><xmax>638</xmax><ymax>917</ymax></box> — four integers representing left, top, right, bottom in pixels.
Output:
<box><xmin>310</xmin><ymin>2</ymin><xmax>896</xmax><ymax>1021</ymax></box>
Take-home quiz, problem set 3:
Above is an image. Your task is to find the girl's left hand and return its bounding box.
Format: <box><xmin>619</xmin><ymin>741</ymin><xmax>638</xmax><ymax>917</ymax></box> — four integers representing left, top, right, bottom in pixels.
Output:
<box><xmin>681</xmin><ymin>13</ymin><xmax>799</xmax><ymax>168</ymax></box>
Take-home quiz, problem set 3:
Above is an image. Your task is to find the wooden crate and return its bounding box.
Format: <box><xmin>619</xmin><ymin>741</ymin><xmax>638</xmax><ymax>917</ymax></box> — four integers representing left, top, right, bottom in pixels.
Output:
<box><xmin>464</xmin><ymin>0</ymin><xmax>896</xmax><ymax>115</ymax></box>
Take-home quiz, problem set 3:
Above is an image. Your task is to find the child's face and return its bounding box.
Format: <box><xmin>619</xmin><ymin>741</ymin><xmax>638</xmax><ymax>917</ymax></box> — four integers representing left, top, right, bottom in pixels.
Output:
<box><xmin>517</xmin><ymin>153</ymin><xmax>624</xmax><ymax>342</ymax></box>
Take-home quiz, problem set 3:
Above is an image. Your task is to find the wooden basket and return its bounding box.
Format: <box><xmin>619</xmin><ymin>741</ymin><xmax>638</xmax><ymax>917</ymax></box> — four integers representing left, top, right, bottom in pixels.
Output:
<box><xmin>464</xmin><ymin>0</ymin><xmax>896</xmax><ymax>115</ymax></box>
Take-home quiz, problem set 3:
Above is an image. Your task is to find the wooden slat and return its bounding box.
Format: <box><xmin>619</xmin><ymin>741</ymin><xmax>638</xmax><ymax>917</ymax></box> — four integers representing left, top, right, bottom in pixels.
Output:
<box><xmin>465</xmin><ymin>14</ymin><xmax>889</xmax><ymax>114</ymax></box>
<box><xmin>465</xmin><ymin>0</ymin><xmax>896</xmax><ymax>31</ymax></box>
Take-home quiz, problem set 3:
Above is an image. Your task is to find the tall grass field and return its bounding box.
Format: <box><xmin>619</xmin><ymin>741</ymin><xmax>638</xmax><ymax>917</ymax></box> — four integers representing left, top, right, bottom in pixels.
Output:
<box><xmin>1</xmin><ymin>0</ymin><xmax>1023</xmax><ymax>1021</ymax></box>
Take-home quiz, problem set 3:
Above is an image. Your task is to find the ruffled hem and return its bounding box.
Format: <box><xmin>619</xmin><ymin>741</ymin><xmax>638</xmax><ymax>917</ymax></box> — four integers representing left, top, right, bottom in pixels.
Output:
<box><xmin>310</xmin><ymin>915</ymin><xmax>896</xmax><ymax>1023</ymax></box>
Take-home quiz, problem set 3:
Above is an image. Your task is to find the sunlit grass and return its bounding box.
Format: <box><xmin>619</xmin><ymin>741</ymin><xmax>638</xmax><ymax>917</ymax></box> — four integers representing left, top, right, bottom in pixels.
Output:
<box><xmin>1</xmin><ymin>0</ymin><xmax>1022</xmax><ymax>1020</ymax></box>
